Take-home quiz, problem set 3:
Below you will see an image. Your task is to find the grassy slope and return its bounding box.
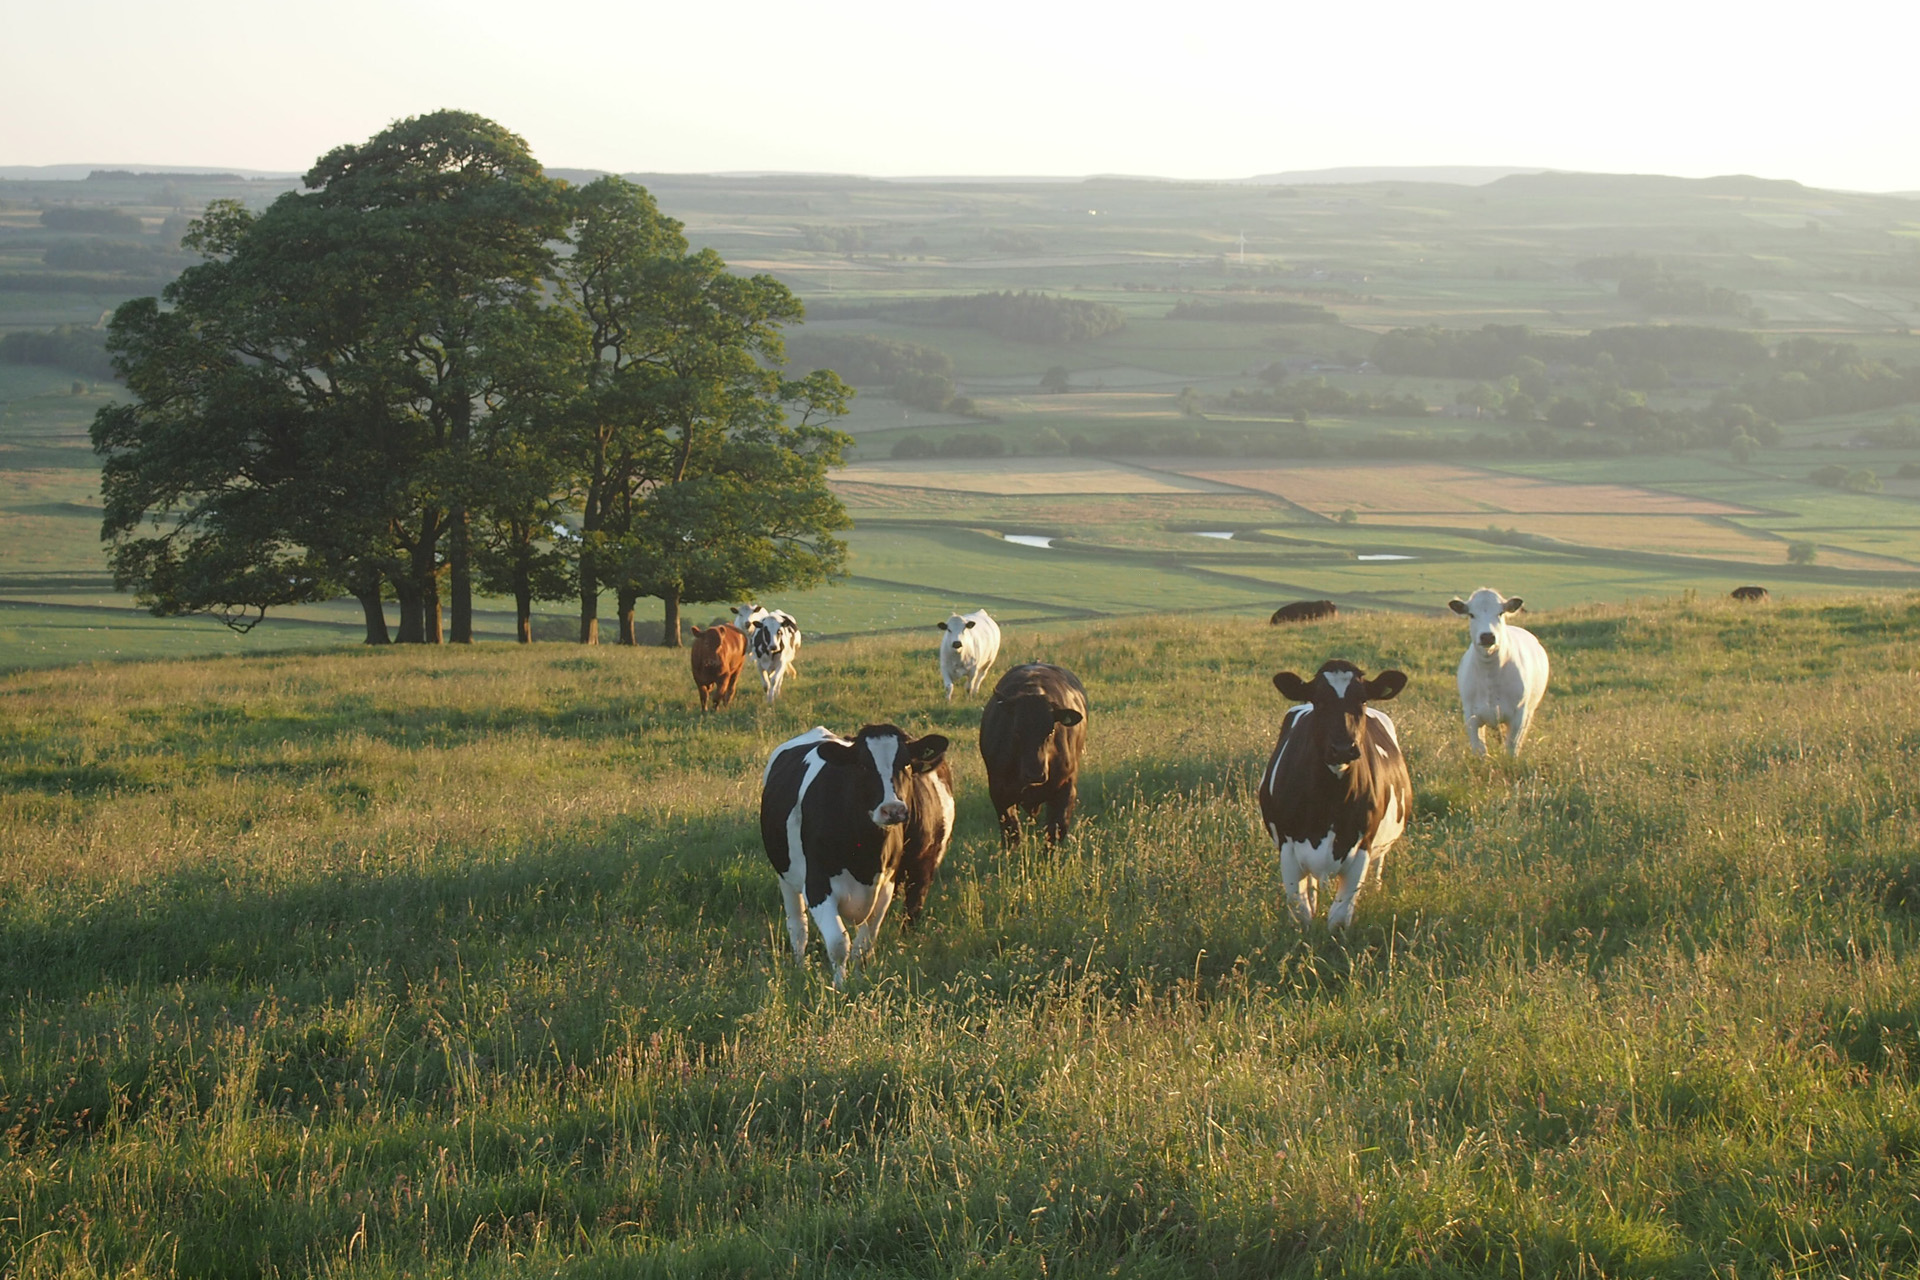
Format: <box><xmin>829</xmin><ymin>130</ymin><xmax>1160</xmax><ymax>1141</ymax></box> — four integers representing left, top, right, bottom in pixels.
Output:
<box><xmin>3</xmin><ymin>596</ymin><xmax>1919</xmax><ymax>1276</ymax></box>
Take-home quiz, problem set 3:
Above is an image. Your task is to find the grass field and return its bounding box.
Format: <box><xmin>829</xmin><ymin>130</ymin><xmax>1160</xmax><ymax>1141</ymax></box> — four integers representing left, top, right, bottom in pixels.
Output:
<box><xmin>4</xmin><ymin>597</ymin><xmax>1920</xmax><ymax>1275</ymax></box>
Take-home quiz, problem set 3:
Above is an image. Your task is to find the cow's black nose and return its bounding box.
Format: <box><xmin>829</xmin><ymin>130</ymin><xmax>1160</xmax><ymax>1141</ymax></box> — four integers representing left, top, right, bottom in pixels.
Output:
<box><xmin>952</xmin><ymin>641</ymin><xmax>963</xmax><ymax>650</ymax></box>
<box><xmin>1332</xmin><ymin>743</ymin><xmax>1361</xmax><ymax>764</ymax></box>
<box><xmin>1479</xmin><ymin>632</ymin><xmax>1495</xmax><ymax>646</ymax></box>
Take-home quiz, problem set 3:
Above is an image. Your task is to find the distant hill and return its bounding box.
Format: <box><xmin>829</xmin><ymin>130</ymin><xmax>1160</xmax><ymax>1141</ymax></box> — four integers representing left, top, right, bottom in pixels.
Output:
<box><xmin>1490</xmin><ymin>171</ymin><xmax>1808</xmax><ymax>196</ymax></box>
<box><xmin>1241</xmin><ymin>166</ymin><xmax>1545</xmax><ymax>186</ymax></box>
<box><xmin>0</xmin><ymin>164</ymin><xmax>298</xmax><ymax>181</ymax></box>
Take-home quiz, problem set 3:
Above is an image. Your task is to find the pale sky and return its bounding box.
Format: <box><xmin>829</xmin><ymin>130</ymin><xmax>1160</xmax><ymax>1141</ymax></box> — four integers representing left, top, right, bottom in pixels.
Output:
<box><xmin>5</xmin><ymin>0</ymin><xmax>1917</xmax><ymax>191</ymax></box>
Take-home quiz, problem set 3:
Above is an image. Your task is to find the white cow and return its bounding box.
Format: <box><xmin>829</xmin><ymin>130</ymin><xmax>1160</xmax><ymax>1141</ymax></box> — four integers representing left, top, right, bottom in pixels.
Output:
<box><xmin>749</xmin><ymin>609</ymin><xmax>802</xmax><ymax>703</ymax></box>
<box><xmin>934</xmin><ymin>609</ymin><xmax>1001</xmax><ymax>701</ymax></box>
<box><xmin>732</xmin><ymin>603</ymin><xmax>771</xmax><ymax>634</ymax></box>
<box><xmin>1450</xmin><ymin>587</ymin><xmax>1550</xmax><ymax>757</ymax></box>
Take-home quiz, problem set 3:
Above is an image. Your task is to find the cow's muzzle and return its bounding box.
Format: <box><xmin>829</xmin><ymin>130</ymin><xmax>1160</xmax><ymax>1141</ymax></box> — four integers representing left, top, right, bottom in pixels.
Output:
<box><xmin>951</xmin><ymin>641</ymin><xmax>963</xmax><ymax>651</ymax></box>
<box><xmin>1478</xmin><ymin>631</ymin><xmax>1497</xmax><ymax>649</ymax></box>
<box><xmin>875</xmin><ymin>801</ymin><xmax>909</xmax><ymax>826</ymax></box>
<box><xmin>1329</xmin><ymin>742</ymin><xmax>1361</xmax><ymax>766</ymax></box>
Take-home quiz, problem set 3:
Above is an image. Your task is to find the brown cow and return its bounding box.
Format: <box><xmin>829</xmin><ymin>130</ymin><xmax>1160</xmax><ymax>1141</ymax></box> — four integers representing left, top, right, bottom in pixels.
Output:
<box><xmin>980</xmin><ymin>663</ymin><xmax>1087</xmax><ymax>845</ymax></box>
<box><xmin>1730</xmin><ymin>585</ymin><xmax>1771</xmax><ymax>603</ymax></box>
<box><xmin>690</xmin><ymin>624</ymin><xmax>746</xmax><ymax>711</ymax></box>
<box><xmin>1271</xmin><ymin>600</ymin><xmax>1337</xmax><ymax>625</ymax></box>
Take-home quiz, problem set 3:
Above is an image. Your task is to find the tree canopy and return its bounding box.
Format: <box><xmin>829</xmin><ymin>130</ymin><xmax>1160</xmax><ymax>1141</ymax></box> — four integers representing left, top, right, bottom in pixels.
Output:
<box><xmin>92</xmin><ymin>112</ymin><xmax>853</xmax><ymax>648</ymax></box>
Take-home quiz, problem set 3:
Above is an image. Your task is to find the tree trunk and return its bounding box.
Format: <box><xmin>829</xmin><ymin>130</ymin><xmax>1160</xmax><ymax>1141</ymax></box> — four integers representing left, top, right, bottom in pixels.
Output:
<box><xmin>514</xmin><ymin>569</ymin><xmax>533</xmax><ymax>644</ymax></box>
<box><xmin>661</xmin><ymin>586</ymin><xmax>682</xmax><ymax>648</ymax></box>
<box><xmin>449</xmin><ymin>507</ymin><xmax>472</xmax><ymax>643</ymax></box>
<box><xmin>355</xmin><ymin>587</ymin><xmax>391</xmax><ymax>645</ymax></box>
<box><xmin>616</xmin><ymin>587</ymin><xmax>638</xmax><ymax>646</ymax></box>
<box><xmin>395</xmin><ymin>578</ymin><xmax>423</xmax><ymax>644</ymax></box>
<box><xmin>578</xmin><ymin>551</ymin><xmax>599</xmax><ymax>645</ymax></box>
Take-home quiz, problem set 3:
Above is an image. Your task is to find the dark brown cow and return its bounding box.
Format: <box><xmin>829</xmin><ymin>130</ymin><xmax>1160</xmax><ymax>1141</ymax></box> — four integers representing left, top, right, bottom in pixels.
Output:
<box><xmin>689</xmin><ymin>624</ymin><xmax>746</xmax><ymax>711</ymax></box>
<box><xmin>1730</xmin><ymin>585</ymin><xmax>1771</xmax><ymax>603</ymax></box>
<box><xmin>1257</xmin><ymin>660</ymin><xmax>1411</xmax><ymax>932</ymax></box>
<box><xmin>1271</xmin><ymin>600</ymin><xmax>1338</xmax><ymax>625</ymax></box>
<box><xmin>980</xmin><ymin>663</ymin><xmax>1087</xmax><ymax>845</ymax></box>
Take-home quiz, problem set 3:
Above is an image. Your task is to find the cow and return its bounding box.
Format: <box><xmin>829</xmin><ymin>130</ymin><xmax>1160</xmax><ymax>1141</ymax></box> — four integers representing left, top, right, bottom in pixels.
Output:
<box><xmin>979</xmin><ymin>663</ymin><xmax>1087</xmax><ymax>845</ymax></box>
<box><xmin>1258</xmin><ymin>660</ymin><xmax>1412</xmax><ymax>932</ymax></box>
<box><xmin>689</xmin><ymin>623</ymin><xmax>746</xmax><ymax>711</ymax></box>
<box><xmin>733</xmin><ymin>603</ymin><xmax>771</xmax><ymax>633</ymax></box>
<box><xmin>935</xmin><ymin>609</ymin><xmax>1002</xmax><ymax>701</ymax></box>
<box><xmin>748</xmin><ymin>609</ymin><xmax>802</xmax><ymax>703</ymax></box>
<box><xmin>1271</xmin><ymin>600</ymin><xmax>1337</xmax><ymax>625</ymax></box>
<box><xmin>760</xmin><ymin>724</ymin><xmax>954</xmax><ymax>986</ymax></box>
<box><xmin>1731</xmin><ymin>585</ymin><xmax>1771</xmax><ymax>603</ymax></box>
<box><xmin>1449</xmin><ymin>586</ymin><xmax>1550</xmax><ymax>757</ymax></box>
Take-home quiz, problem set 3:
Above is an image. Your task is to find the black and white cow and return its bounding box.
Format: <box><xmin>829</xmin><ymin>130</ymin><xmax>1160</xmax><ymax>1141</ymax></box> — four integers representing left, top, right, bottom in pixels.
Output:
<box><xmin>760</xmin><ymin>725</ymin><xmax>954</xmax><ymax>986</ymax></box>
<box><xmin>1256</xmin><ymin>660</ymin><xmax>1412</xmax><ymax>932</ymax></box>
<box><xmin>748</xmin><ymin>609</ymin><xmax>802</xmax><ymax>703</ymax></box>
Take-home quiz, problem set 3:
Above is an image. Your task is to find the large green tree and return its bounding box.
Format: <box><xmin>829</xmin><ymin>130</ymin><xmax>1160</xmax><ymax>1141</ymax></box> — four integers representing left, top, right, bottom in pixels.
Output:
<box><xmin>557</xmin><ymin>182</ymin><xmax>852</xmax><ymax>646</ymax></box>
<box><xmin>93</xmin><ymin>111</ymin><xmax>569</xmax><ymax>644</ymax></box>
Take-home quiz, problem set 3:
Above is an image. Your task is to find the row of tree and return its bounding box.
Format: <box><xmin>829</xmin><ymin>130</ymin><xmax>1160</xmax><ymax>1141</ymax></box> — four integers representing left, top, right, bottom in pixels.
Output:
<box><xmin>91</xmin><ymin>111</ymin><xmax>854</xmax><ymax>647</ymax></box>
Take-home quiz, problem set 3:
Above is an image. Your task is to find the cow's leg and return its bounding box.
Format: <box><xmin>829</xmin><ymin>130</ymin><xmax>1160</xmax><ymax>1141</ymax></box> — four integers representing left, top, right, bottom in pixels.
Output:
<box><xmin>848</xmin><ymin>875</ymin><xmax>896</xmax><ymax>968</ymax></box>
<box><xmin>944</xmin><ymin>676</ymin><xmax>955</xmax><ymax>703</ymax></box>
<box><xmin>1279</xmin><ymin>844</ymin><xmax>1315</xmax><ymax>927</ymax></box>
<box><xmin>1043</xmin><ymin>790</ymin><xmax>1076</xmax><ymax>844</ymax></box>
<box><xmin>782</xmin><ymin>887</ymin><xmax>810</xmax><ymax>964</ymax></box>
<box><xmin>1505</xmin><ymin>705</ymin><xmax>1533</xmax><ymax>756</ymax></box>
<box><xmin>1326</xmin><ymin>849</ymin><xmax>1372</xmax><ymax>931</ymax></box>
<box><xmin>970</xmin><ymin>660</ymin><xmax>993</xmax><ymax>695</ymax></box>
<box><xmin>808</xmin><ymin>898</ymin><xmax>852</xmax><ymax>986</ymax></box>
<box><xmin>1463</xmin><ymin>712</ymin><xmax>1488</xmax><ymax>757</ymax></box>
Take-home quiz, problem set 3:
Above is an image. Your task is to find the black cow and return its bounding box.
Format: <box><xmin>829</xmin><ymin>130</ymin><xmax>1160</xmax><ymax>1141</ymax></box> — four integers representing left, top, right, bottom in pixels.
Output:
<box><xmin>1256</xmin><ymin>660</ymin><xmax>1411</xmax><ymax>931</ymax></box>
<box><xmin>1730</xmin><ymin>585</ymin><xmax>1771</xmax><ymax>603</ymax></box>
<box><xmin>979</xmin><ymin>663</ymin><xmax>1087</xmax><ymax>845</ymax></box>
<box><xmin>761</xmin><ymin>725</ymin><xmax>953</xmax><ymax>985</ymax></box>
<box><xmin>1271</xmin><ymin>600</ymin><xmax>1338</xmax><ymax>625</ymax></box>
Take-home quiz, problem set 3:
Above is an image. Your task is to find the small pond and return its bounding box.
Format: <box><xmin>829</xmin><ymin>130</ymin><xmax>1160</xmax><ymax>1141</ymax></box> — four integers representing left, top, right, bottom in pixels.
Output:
<box><xmin>1003</xmin><ymin>534</ymin><xmax>1055</xmax><ymax>549</ymax></box>
<box><xmin>1357</xmin><ymin>553</ymin><xmax>1417</xmax><ymax>561</ymax></box>
<box><xmin>1192</xmin><ymin>531</ymin><xmax>1235</xmax><ymax>540</ymax></box>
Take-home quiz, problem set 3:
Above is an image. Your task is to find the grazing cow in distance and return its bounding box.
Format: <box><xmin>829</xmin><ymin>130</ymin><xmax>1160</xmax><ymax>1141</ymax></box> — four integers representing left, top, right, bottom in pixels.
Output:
<box><xmin>748</xmin><ymin>610</ymin><xmax>802</xmax><ymax>703</ymax></box>
<box><xmin>689</xmin><ymin>623</ymin><xmax>746</xmax><ymax>711</ymax></box>
<box><xmin>1450</xmin><ymin>587</ymin><xmax>1550</xmax><ymax>757</ymax></box>
<box><xmin>1731</xmin><ymin>585</ymin><xmax>1771</xmax><ymax>603</ymax></box>
<box><xmin>1258</xmin><ymin>660</ymin><xmax>1412</xmax><ymax>931</ymax></box>
<box><xmin>935</xmin><ymin>609</ymin><xmax>1002</xmax><ymax>701</ymax></box>
<box><xmin>979</xmin><ymin>663</ymin><xmax>1087</xmax><ymax>844</ymax></box>
<box><xmin>1271</xmin><ymin>600</ymin><xmax>1337</xmax><ymax>625</ymax></box>
<box><xmin>760</xmin><ymin>724</ymin><xmax>954</xmax><ymax>986</ymax></box>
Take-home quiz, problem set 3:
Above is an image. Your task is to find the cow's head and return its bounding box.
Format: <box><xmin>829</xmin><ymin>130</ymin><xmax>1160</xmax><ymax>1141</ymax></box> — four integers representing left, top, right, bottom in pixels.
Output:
<box><xmin>817</xmin><ymin>726</ymin><xmax>951</xmax><ymax>827</ymax></box>
<box><xmin>734</xmin><ymin>603</ymin><xmax>769</xmax><ymax>634</ymax></box>
<box><xmin>1272</xmin><ymin>660</ymin><xmax>1407</xmax><ymax>777</ymax></box>
<box><xmin>934</xmin><ymin>614</ymin><xmax>978</xmax><ymax>652</ymax></box>
<box><xmin>1004</xmin><ymin>695</ymin><xmax>1084</xmax><ymax>785</ymax></box>
<box><xmin>751</xmin><ymin>614</ymin><xmax>793</xmax><ymax>658</ymax></box>
<box><xmin>1448</xmin><ymin>587</ymin><xmax>1523</xmax><ymax>655</ymax></box>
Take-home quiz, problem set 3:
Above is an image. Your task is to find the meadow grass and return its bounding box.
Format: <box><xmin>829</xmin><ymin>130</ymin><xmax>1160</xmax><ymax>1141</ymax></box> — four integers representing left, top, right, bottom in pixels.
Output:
<box><xmin>2</xmin><ymin>596</ymin><xmax>1919</xmax><ymax>1276</ymax></box>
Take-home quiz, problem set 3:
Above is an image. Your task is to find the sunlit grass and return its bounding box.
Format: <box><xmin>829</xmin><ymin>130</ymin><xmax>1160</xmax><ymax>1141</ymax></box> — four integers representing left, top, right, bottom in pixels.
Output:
<box><xmin>1</xmin><ymin>596</ymin><xmax>1918</xmax><ymax>1275</ymax></box>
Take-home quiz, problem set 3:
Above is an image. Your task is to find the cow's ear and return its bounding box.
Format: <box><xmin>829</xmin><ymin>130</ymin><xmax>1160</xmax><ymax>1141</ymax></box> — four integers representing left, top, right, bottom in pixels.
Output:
<box><xmin>1053</xmin><ymin>707</ymin><xmax>1084</xmax><ymax>727</ymax></box>
<box><xmin>1503</xmin><ymin>597</ymin><xmax>1524</xmax><ymax>614</ymax></box>
<box><xmin>816</xmin><ymin>741</ymin><xmax>860</xmax><ymax>767</ymax></box>
<box><xmin>1447</xmin><ymin>598</ymin><xmax>1468</xmax><ymax>615</ymax></box>
<box><xmin>1273</xmin><ymin>671</ymin><xmax>1314</xmax><ymax>700</ymax></box>
<box><xmin>933</xmin><ymin>621</ymin><xmax>950</xmax><ymax>630</ymax></box>
<box><xmin>964</xmin><ymin>619</ymin><xmax>976</xmax><ymax>629</ymax></box>
<box><xmin>908</xmin><ymin>734</ymin><xmax>950</xmax><ymax>769</ymax></box>
<box><xmin>1365</xmin><ymin>670</ymin><xmax>1409</xmax><ymax>701</ymax></box>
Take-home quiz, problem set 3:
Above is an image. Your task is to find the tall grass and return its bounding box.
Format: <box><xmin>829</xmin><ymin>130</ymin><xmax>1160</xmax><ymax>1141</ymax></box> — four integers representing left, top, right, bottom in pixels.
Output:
<box><xmin>2</xmin><ymin>596</ymin><xmax>1918</xmax><ymax>1276</ymax></box>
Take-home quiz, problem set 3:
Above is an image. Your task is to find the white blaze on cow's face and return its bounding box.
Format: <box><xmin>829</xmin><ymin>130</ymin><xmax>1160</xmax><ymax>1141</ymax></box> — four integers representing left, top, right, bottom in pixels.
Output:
<box><xmin>864</xmin><ymin>734</ymin><xmax>909</xmax><ymax>828</ymax></box>
<box><xmin>1450</xmin><ymin>587</ymin><xmax>1523</xmax><ymax>655</ymax></box>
